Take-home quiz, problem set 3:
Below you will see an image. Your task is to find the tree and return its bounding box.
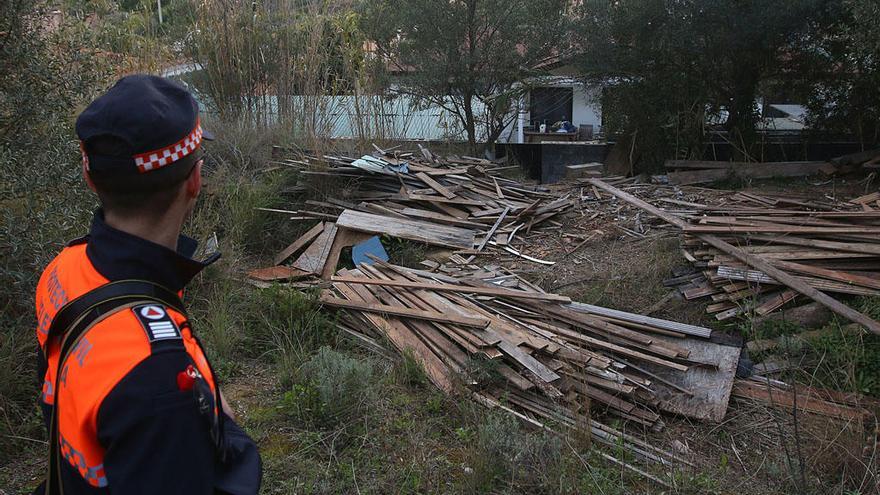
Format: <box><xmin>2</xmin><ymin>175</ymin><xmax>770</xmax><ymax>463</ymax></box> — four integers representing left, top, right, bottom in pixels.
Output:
<box><xmin>360</xmin><ymin>0</ymin><xmax>574</xmax><ymax>153</ymax></box>
<box><xmin>576</xmin><ymin>0</ymin><xmax>825</xmax><ymax>169</ymax></box>
<box><xmin>804</xmin><ymin>0</ymin><xmax>880</xmax><ymax>148</ymax></box>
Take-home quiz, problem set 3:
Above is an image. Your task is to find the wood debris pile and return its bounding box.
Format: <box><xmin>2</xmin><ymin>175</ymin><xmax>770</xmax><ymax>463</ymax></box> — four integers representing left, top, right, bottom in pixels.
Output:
<box><xmin>587</xmin><ymin>179</ymin><xmax>880</xmax><ymax>334</ymax></box>
<box><xmin>321</xmin><ymin>261</ymin><xmax>739</xmax><ymax>427</ymax></box>
<box><xmin>252</xmin><ymin>146</ymin><xmax>576</xmax><ymax>279</ymax></box>
<box><xmin>319</xmin><ymin>256</ymin><xmax>741</xmax><ymax>470</ymax></box>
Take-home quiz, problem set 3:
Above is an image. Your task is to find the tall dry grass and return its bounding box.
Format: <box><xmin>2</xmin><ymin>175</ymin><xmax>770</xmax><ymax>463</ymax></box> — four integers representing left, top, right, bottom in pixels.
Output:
<box><xmin>185</xmin><ymin>0</ymin><xmax>393</xmax><ymax>155</ymax></box>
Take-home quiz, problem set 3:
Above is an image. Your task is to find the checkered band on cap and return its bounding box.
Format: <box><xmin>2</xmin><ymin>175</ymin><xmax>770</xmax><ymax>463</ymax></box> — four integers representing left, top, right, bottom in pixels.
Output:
<box><xmin>133</xmin><ymin>119</ymin><xmax>203</xmax><ymax>173</ymax></box>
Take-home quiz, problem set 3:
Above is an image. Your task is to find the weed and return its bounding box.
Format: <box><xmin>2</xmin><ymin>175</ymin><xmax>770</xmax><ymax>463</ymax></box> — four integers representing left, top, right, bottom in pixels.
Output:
<box><xmin>393</xmin><ymin>350</ymin><xmax>429</xmax><ymax>387</ymax></box>
<box><xmin>281</xmin><ymin>347</ymin><xmax>377</xmax><ymax>430</ymax></box>
<box><xmin>381</xmin><ymin>236</ymin><xmax>428</xmax><ymax>269</ymax></box>
<box><xmin>464</xmin><ymin>412</ymin><xmax>565</xmax><ymax>493</ymax></box>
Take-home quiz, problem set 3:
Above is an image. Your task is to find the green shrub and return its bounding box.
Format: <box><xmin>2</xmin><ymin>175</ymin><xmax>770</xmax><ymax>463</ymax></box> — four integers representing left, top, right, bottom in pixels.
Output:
<box><xmin>465</xmin><ymin>413</ymin><xmax>564</xmax><ymax>493</ymax></box>
<box><xmin>281</xmin><ymin>347</ymin><xmax>376</xmax><ymax>429</ymax></box>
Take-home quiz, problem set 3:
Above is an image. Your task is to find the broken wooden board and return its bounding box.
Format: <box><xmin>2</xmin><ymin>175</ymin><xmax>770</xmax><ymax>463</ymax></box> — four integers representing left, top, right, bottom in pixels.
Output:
<box><xmin>273</xmin><ymin>222</ymin><xmax>325</xmax><ymax>265</ymax></box>
<box><xmin>336</xmin><ymin>209</ymin><xmax>476</xmax><ymax>250</ymax></box>
<box><xmin>319</xmin><ymin>227</ymin><xmax>374</xmax><ymax>279</ymax></box>
<box><xmin>292</xmin><ymin>223</ymin><xmax>339</xmax><ymax>274</ymax></box>
<box><xmin>247</xmin><ymin>265</ymin><xmax>312</xmax><ymax>282</ymax></box>
<box><xmin>644</xmin><ymin>335</ymin><xmax>741</xmax><ymax>422</ymax></box>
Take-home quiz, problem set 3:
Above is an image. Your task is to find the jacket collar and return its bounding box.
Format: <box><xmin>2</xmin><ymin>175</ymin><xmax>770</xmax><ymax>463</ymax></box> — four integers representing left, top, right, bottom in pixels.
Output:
<box><xmin>85</xmin><ymin>209</ymin><xmax>220</xmax><ymax>292</ymax></box>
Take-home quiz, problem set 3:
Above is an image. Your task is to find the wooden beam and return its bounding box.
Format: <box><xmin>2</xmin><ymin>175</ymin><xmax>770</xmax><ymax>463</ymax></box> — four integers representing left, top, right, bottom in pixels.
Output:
<box><xmin>319</xmin><ymin>295</ymin><xmax>490</xmax><ymax>328</ymax></box>
<box><xmin>330</xmin><ymin>275</ymin><xmax>571</xmax><ymax>302</ymax></box>
<box><xmin>415</xmin><ymin>172</ymin><xmax>457</xmax><ymax>199</ymax></box>
<box><xmin>273</xmin><ymin>222</ymin><xmax>324</xmax><ymax>265</ymax></box>
<box><xmin>336</xmin><ymin>209</ymin><xmax>476</xmax><ymax>250</ymax></box>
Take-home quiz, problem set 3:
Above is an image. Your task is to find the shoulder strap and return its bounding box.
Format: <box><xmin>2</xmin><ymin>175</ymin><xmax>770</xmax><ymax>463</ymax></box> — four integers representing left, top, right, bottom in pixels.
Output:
<box><xmin>44</xmin><ymin>280</ymin><xmax>185</xmax><ymax>495</ymax></box>
<box><xmin>47</xmin><ymin>280</ymin><xmax>185</xmax><ymax>343</ymax></box>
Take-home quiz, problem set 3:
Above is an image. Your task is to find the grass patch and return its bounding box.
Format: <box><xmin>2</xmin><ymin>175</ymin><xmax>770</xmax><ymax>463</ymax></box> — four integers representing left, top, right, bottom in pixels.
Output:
<box><xmin>280</xmin><ymin>347</ymin><xmax>377</xmax><ymax>430</ymax></box>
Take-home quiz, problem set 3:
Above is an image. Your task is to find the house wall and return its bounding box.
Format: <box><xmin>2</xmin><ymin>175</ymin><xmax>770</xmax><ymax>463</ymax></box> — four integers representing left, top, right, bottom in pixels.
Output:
<box><xmin>499</xmin><ymin>80</ymin><xmax>603</xmax><ymax>144</ymax></box>
<box><xmin>571</xmin><ymin>85</ymin><xmax>602</xmax><ymax>134</ymax></box>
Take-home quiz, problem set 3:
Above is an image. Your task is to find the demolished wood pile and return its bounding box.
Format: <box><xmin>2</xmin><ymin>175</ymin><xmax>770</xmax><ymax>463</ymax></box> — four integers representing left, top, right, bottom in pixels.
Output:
<box><xmin>251</xmin><ymin>146</ymin><xmax>577</xmax><ymax>280</ymax></box>
<box><xmin>322</xmin><ymin>257</ymin><xmax>739</xmax><ymax>448</ymax></box>
<box><xmin>586</xmin><ymin>179</ymin><xmax>880</xmax><ymax>334</ymax></box>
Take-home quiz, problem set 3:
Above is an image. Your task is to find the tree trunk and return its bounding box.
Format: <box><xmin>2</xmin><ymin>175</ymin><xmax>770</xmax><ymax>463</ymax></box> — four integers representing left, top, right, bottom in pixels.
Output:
<box><xmin>463</xmin><ymin>91</ymin><xmax>477</xmax><ymax>155</ymax></box>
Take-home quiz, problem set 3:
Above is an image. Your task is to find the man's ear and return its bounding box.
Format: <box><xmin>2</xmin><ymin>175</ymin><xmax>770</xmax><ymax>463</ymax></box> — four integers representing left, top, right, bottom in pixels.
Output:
<box><xmin>82</xmin><ymin>160</ymin><xmax>98</xmax><ymax>193</ymax></box>
<box><xmin>185</xmin><ymin>160</ymin><xmax>202</xmax><ymax>199</ymax></box>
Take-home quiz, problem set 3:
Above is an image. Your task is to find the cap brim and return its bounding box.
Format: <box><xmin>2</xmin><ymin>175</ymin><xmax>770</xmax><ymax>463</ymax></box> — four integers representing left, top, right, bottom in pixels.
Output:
<box><xmin>202</xmin><ymin>128</ymin><xmax>215</xmax><ymax>141</ymax></box>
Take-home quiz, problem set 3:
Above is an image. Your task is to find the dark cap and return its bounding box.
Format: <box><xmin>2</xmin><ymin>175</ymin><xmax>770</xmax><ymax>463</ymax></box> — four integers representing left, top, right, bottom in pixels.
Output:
<box><xmin>76</xmin><ymin>74</ymin><xmax>214</xmax><ymax>192</ymax></box>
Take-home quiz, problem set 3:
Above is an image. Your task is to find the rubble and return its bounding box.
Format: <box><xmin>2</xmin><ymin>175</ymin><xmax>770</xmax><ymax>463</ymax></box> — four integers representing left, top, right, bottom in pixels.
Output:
<box><xmin>249</xmin><ymin>144</ymin><xmax>880</xmax><ymax>479</ymax></box>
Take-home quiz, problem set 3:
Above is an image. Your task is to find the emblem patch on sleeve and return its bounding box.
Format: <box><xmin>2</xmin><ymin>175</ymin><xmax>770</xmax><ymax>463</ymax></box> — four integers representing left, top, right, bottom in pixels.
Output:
<box><xmin>132</xmin><ymin>304</ymin><xmax>181</xmax><ymax>341</ymax></box>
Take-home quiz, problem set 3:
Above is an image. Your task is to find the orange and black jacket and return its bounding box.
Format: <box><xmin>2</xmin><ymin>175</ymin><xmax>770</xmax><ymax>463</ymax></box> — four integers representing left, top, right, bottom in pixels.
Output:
<box><xmin>35</xmin><ymin>210</ymin><xmax>261</xmax><ymax>494</ymax></box>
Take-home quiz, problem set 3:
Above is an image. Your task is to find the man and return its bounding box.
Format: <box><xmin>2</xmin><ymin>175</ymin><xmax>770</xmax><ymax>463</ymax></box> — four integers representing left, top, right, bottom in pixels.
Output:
<box><xmin>34</xmin><ymin>75</ymin><xmax>261</xmax><ymax>494</ymax></box>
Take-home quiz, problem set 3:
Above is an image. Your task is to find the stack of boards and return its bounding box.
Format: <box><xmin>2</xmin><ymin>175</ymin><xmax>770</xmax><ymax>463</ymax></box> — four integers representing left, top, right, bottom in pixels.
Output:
<box><xmin>250</xmin><ymin>147</ymin><xmax>578</xmax><ymax>281</ymax></box>
<box><xmin>318</xmin><ymin>258</ymin><xmax>743</xmax><ymax>471</ymax></box>
<box><xmin>586</xmin><ymin>179</ymin><xmax>880</xmax><ymax>334</ymax></box>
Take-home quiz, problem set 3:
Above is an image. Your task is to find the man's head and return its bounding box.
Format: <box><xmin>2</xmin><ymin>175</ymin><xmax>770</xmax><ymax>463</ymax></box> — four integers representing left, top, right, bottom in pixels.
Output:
<box><xmin>76</xmin><ymin>75</ymin><xmax>212</xmax><ymax>221</ymax></box>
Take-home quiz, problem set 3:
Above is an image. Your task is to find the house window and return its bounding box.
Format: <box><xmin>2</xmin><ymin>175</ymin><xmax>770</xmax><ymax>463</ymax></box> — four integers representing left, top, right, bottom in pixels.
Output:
<box><xmin>530</xmin><ymin>87</ymin><xmax>573</xmax><ymax>128</ymax></box>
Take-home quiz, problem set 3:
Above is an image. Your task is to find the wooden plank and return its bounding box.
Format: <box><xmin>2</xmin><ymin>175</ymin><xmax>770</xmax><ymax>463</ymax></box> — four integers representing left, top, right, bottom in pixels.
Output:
<box><xmin>248</xmin><ymin>265</ymin><xmax>312</xmax><ymax>281</ymax></box>
<box><xmin>743</xmin><ymin>234</ymin><xmax>880</xmax><ymax>256</ymax></box>
<box><xmin>487</xmin><ymin>329</ymin><xmax>561</xmax><ymax>384</ymax></box>
<box><xmin>754</xmin><ymin>289</ymin><xmax>799</xmax><ymax>316</ymax></box>
<box><xmin>851</xmin><ymin>192</ymin><xmax>880</xmax><ymax>204</ymax></box>
<box><xmin>770</xmin><ymin>260</ymin><xmax>880</xmax><ymax>290</ymax></box>
<box><xmin>319</xmin><ymin>228</ymin><xmax>373</xmax><ymax>279</ymax></box>
<box><xmin>332</xmin><ymin>276</ymin><xmax>453</xmax><ymax>392</ymax></box>
<box><xmin>415</xmin><ymin>172</ymin><xmax>456</xmax><ymax>199</ymax></box>
<box><xmin>273</xmin><ymin>222</ymin><xmax>325</xmax><ymax>265</ymax></box>
<box><xmin>588</xmin><ymin>178</ymin><xmax>880</xmax><ymax>335</ymax></box>
<box><xmin>404</xmin><ymin>194</ymin><xmax>485</xmax><ymax>206</ymax></box>
<box><xmin>292</xmin><ymin>223</ymin><xmax>338</xmax><ymax>274</ymax></box>
<box><xmin>568</xmin><ymin>302</ymin><xmax>713</xmax><ymax>338</ymax></box>
<box><xmin>732</xmin><ymin>380</ymin><xmax>867</xmax><ymax>421</ymax></box>
<box><xmin>330</xmin><ymin>275</ymin><xmax>571</xmax><ymax>302</ymax></box>
<box><xmin>319</xmin><ymin>295</ymin><xmax>490</xmax><ymax>328</ymax></box>
<box><xmin>336</xmin><ymin>209</ymin><xmax>476</xmax><ymax>250</ymax></box>
<box><xmin>684</xmin><ymin>225</ymin><xmax>880</xmax><ymax>234</ymax></box>
<box><xmin>400</xmin><ymin>208</ymin><xmax>484</xmax><ymax>228</ymax></box>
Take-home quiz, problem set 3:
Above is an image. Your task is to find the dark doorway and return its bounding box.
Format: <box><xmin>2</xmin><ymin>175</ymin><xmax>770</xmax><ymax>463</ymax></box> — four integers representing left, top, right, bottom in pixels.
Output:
<box><xmin>529</xmin><ymin>87</ymin><xmax>573</xmax><ymax>127</ymax></box>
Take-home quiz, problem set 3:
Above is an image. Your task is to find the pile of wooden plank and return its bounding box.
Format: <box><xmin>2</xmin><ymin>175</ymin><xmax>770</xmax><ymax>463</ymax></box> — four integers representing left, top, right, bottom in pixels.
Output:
<box><xmin>322</xmin><ymin>257</ymin><xmax>740</xmax><ymax>437</ymax></box>
<box><xmin>587</xmin><ymin>179</ymin><xmax>880</xmax><ymax>334</ymax></box>
<box><xmin>251</xmin><ymin>146</ymin><xmax>577</xmax><ymax>280</ymax></box>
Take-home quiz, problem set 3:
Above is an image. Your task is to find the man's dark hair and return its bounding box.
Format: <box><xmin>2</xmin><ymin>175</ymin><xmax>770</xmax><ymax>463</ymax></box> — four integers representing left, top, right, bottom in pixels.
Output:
<box><xmin>83</xmin><ymin>136</ymin><xmax>199</xmax><ymax>216</ymax></box>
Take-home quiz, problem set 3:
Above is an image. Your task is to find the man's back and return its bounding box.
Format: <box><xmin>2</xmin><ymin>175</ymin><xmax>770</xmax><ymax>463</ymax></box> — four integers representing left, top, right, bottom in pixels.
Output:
<box><xmin>36</xmin><ymin>218</ymin><xmax>223</xmax><ymax>493</ymax></box>
<box><xmin>34</xmin><ymin>74</ymin><xmax>260</xmax><ymax>494</ymax></box>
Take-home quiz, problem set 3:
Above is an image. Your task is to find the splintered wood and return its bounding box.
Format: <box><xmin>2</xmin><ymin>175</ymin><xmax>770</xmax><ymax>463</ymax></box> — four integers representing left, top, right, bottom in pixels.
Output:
<box><xmin>586</xmin><ymin>179</ymin><xmax>880</xmax><ymax>334</ymax></box>
<box><xmin>262</xmin><ymin>146</ymin><xmax>574</xmax><ymax>270</ymax></box>
<box><xmin>322</xmin><ymin>259</ymin><xmax>738</xmax><ymax>438</ymax></box>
